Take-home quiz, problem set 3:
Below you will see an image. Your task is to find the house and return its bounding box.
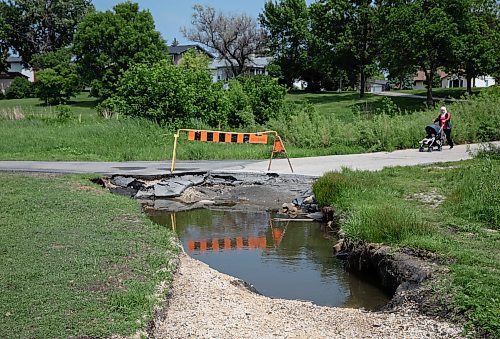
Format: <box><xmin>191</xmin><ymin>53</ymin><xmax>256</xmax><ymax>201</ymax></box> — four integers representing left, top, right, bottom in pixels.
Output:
<box><xmin>0</xmin><ymin>56</ymin><xmax>35</xmax><ymax>94</ymax></box>
<box><xmin>412</xmin><ymin>69</ymin><xmax>496</xmax><ymax>89</ymax></box>
<box><xmin>440</xmin><ymin>74</ymin><xmax>495</xmax><ymax>88</ymax></box>
<box><xmin>208</xmin><ymin>56</ymin><xmax>272</xmax><ymax>82</ymax></box>
<box><xmin>367</xmin><ymin>80</ymin><xmax>388</xmax><ymax>93</ymax></box>
<box><xmin>168</xmin><ymin>44</ymin><xmax>214</xmax><ymax>65</ymax></box>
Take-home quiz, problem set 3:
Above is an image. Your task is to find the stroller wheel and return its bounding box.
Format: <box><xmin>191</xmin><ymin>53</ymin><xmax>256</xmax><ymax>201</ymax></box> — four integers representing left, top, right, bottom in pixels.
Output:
<box><xmin>419</xmin><ymin>146</ymin><xmax>424</xmax><ymax>152</ymax></box>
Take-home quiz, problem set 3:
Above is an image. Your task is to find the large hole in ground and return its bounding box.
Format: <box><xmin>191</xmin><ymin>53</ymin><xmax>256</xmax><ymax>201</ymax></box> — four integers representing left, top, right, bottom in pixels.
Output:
<box><xmin>147</xmin><ymin>207</ymin><xmax>391</xmax><ymax>310</ymax></box>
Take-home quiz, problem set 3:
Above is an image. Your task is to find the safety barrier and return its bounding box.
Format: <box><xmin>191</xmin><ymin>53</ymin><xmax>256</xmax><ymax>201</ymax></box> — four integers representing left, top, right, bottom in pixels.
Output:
<box><xmin>170</xmin><ymin>129</ymin><xmax>293</xmax><ymax>172</ymax></box>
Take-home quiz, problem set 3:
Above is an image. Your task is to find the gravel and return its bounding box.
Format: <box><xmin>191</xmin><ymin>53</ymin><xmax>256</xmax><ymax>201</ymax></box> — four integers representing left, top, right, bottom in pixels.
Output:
<box><xmin>153</xmin><ymin>252</ymin><xmax>464</xmax><ymax>339</ymax></box>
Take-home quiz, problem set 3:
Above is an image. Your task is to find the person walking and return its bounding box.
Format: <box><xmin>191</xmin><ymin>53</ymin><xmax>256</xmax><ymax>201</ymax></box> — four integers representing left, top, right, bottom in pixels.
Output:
<box><xmin>434</xmin><ymin>106</ymin><xmax>454</xmax><ymax>149</ymax></box>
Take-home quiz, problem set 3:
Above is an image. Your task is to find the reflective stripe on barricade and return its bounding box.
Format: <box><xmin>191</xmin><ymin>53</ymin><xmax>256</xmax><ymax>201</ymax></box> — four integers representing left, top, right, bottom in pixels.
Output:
<box><xmin>170</xmin><ymin>129</ymin><xmax>293</xmax><ymax>173</ymax></box>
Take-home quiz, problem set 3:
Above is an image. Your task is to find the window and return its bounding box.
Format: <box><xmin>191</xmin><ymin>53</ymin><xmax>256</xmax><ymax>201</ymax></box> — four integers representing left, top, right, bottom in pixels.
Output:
<box><xmin>485</xmin><ymin>80</ymin><xmax>489</xmax><ymax>86</ymax></box>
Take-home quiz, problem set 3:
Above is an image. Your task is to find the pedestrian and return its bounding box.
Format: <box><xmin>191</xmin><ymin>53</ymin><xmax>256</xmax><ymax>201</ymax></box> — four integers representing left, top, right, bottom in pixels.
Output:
<box><xmin>434</xmin><ymin>106</ymin><xmax>454</xmax><ymax>149</ymax></box>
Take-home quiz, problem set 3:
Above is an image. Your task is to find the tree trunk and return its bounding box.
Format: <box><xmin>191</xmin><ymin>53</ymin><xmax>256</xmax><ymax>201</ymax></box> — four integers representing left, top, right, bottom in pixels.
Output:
<box><xmin>360</xmin><ymin>68</ymin><xmax>366</xmax><ymax>98</ymax></box>
<box><xmin>466</xmin><ymin>74</ymin><xmax>472</xmax><ymax>94</ymax></box>
<box><xmin>425</xmin><ymin>69</ymin><xmax>434</xmax><ymax>106</ymax></box>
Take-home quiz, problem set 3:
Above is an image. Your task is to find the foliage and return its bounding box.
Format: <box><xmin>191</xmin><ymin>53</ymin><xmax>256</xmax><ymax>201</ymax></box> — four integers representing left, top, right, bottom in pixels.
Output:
<box><xmin>5</xmin><ymin>76</ymin><xmax>33</xmax><ymax>99</ymax></box>
<box><xmin>182</xmin><ymin>4</ymin><xmax>266</xmax><ymax>77</ymax></box>
<box><xmin>34</xmin><ymin>50</ymin><xmax>80</xmax><ymax>105</ymax></box>
<box><xmin>72</xmin><ymin>2</ymin><xmax>167</xmax><ymax>99</ymax></box>
<box><xmin>0</xmin><ymin>7</ymin><xmax>9</xmax><ymax>72</ymax></box>
<box><xmin>230</xmin><ymin>75</ymin><xmax>287</xmax><ymax>125</ymax></box>
<box><xmin>100</xmin><ymin>57</ymin><xmax>227</xmax><ymax>126</ymax></box>
<box><xmin>259</xmin><ymin>0</ymin><xmax>312</xmax><ymax>87</ymax></box>
<box><xmin>1</xmin><ymin>0</ymin><xmax>94</xmax><ymax>66</ymax></box>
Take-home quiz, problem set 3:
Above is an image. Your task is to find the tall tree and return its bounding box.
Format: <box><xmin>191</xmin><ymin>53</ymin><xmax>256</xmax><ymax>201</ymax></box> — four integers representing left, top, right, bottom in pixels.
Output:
<box><xmin>0</xmin><ymin>4</ymin><xmax>9</xmax><ymax>72</ymax></box>
<box><xmin>310</xmin><ymin>0</ymin><xmax>379</xmax><ymax>97</ymax></box>
<box><xmin>182</xmin><ymin>4</ymin><xmax>267</xmax><ymax>78</ymax></box>
<box><xmin>259</xmin><ymin>0</ymin><xmax>311</xmax><ymax>88</ymax></box>
<box><xmin>0</xmin><ymin>0</ymin><xmax>94</xmax><ymax>66</ymax></box>
<box><xmin>451</xmin><ymin>0</ymin><xmax>499</xmax><ymax>94</ymax></box>
<box><xmin>378</xmin><ymin>0</ymin><xmax>458</xmax><ymax>104</ymax></box>
<box><xmin>72</xmin><ymin>2</ymin><xmax>168</xmax><ymax>99</ymax></box>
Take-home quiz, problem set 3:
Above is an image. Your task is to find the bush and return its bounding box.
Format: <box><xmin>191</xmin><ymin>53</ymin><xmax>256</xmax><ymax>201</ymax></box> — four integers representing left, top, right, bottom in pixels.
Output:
<box><xmin>36</xmin><ymin>67</ymin><xmax>79</xmax><ymax>105</ymax></box>
<box><xmin>230</xmin><ymin>75</ymin><xmax>287</xmax><ymax>125</ymax></box>
<box><xmin>5</xmin><ymin>76</ymin><xmax>33</xmax><ymax>99</ymax></box>
<box><xmin>106</xmin><ymin>58</ymin><xmax>229</xmax><ymax>126</ymax></box>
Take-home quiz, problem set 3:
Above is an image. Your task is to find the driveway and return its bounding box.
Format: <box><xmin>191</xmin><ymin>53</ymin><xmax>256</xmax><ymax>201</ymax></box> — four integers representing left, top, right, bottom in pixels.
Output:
<box><xmin>0</xmin><ymin>142</ymin><xmax>497</xmax><ymax>177</ymax></box>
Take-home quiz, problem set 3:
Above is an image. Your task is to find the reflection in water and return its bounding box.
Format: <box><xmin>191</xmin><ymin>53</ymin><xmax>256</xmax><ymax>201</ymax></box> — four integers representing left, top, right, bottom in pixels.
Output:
<box><xmin>149</xmin><ymin>209</ymin><xmax>389</xmax><ymax>309</ymax></box>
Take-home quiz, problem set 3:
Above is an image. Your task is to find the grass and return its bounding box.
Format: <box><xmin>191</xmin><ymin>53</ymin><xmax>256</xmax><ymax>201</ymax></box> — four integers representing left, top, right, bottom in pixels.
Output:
<box><xmin>0</xmin><ymin>88</ymin><xmax>498</xmax><ymax>161</ymax></box>
<box><xmin>0</xmin><ymin>173</ymin><xmax>179</xmax><ymax>338</ymax></box>
<box><xmin>402</xmin><ymin>87</ymin><xmax>486</xmax><ymax>99</ymax></box>
<box><xmin>313</xmin><ymin>150</ymin><xmax>500</xmax><ymax>337</ymax></box>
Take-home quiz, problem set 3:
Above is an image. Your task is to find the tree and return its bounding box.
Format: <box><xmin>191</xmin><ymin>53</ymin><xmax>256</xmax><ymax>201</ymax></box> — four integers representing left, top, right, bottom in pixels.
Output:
<box><xmin>259</xmin><ymin>0</ymin><xmax>311</xmax><ymax>88</ymax></box>
<box><xmin>378</xmin><ymin>0</ymin><xmax>458</xmax><ymax>104</ymax></box>
<box><xmin>0</xmin><ymin>5</ymin><xmax>9</xmax><ymax>72</ymax></box>
<box><xmin>451</xmin><ymin>0</ymin><xmax>500</xmax><ymax>94</ymax></box>
<box><xmin>310</xmin><ymin>0</ymin><xmax>379</xmax><ymax>98</ymax></box>
<box><xmin>72</xmin><ymin>2</ymin><xmax>168</xmax><ymax>99</ymax></box>
<box><xmin>0</xmin><ymin>0</ymin><xmax>94</xmax><ymax>66</ymax></box>
<box><xmin>34</xmin><ymin>49</ymin><xmax>79</xmax><ymax>105</ymax></box>
<box><xmin>5</xmin><ymin>76</ymin><xmax>33</xmax><ymax>99</ymax></box>
<box><xmin>182</xmin><ymin>4</ymin><xmax>267</xmax><ymax>78</ymax></box>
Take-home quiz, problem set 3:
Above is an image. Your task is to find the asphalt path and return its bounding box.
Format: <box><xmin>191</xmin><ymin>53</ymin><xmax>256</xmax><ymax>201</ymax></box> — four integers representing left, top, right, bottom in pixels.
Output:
<box><xmin>1</xmin><ymin>141</ymin><xmax>497</xmax><ymax>178</ymax></box>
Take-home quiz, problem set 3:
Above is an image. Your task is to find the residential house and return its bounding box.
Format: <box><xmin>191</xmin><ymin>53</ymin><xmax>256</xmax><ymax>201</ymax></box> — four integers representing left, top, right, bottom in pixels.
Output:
<box><xmin>440</xmin><ymin>74</ymin><xmax>495</xmax><ymax>88</ymax></box>
<box><xmin>168</xmin><ymin>44</ymin><xmax>214</xmax><ymax>65</ymax></box>
<box><xmin>208</xmin><ymin>56</ymin><xmax>272</xmax><ymax>82</ymax></box>
<box><xmin>0</xmin><ymin>56</ymin><xmax>35</xmax><ymax>94</ymax></box>
<box><xmin>366</xmin><ymin>80</ymin><xmax>388</xmax><ymax>93</ymax></box>
<box><xmin>413</xmin><ymin>69</ymin><xmax>495</xmax><ymax>89</ymax></box>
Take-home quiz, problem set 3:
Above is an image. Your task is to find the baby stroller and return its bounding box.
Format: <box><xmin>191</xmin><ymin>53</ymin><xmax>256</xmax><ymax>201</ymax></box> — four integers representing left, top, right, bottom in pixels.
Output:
<box><xmin>419</xmin><ymin>123</ymin><xmax>444</xmax><ymax>152</ymax></box>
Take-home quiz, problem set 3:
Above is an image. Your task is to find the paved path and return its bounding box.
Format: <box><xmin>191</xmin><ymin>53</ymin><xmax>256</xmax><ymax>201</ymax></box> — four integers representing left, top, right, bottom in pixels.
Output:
<box><xmin>0</xmin><ymin>142</ymin><xmax>497</xmax><ymax>177</ymax></box>
<box><xmin>373</xmin><ymin>91</ymin><xmax>465</xmax><ymax>102</ymax></box>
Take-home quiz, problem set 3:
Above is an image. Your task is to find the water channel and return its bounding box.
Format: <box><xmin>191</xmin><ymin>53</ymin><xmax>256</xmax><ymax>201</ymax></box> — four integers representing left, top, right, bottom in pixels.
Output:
<box><xmin>148</xmin><ymin>208</ymin><xmax>390</xmax><ymax>310</ymax></box>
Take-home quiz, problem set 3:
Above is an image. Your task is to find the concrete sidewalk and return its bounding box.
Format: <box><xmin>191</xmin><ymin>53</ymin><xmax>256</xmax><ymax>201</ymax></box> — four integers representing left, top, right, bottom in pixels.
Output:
<box><xmin>0</xmin><ymin>142</ymin><xmax>497</xmax><ymax>177</ymax></box>
<box><xmin>219</xmin><ymin>142</ymin><xmax>499</xmax><ymax>177</ymax></box>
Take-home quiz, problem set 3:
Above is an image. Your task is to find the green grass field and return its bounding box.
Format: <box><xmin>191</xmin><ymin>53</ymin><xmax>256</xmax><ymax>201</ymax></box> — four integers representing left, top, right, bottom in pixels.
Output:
<box><xmin>313</xmin><ymin>149</ymin><xmax>500</xmax><ymax>337</ymax></box>
<box><xmin>0</xmin><ymin>173</ymin><xmax>179</xmax><ymax>338</ymax></box>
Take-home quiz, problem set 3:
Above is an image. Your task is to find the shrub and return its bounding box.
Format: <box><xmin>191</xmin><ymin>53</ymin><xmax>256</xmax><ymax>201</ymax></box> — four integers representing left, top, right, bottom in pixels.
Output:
<box><xmin>36</xmin><ymin>67</ymin><xmax>79</xmax><ymax>105</ymax></box>
<box><xmin>5</xmin><ymin>76</ymin><xmax>33</xmax><ymax>99</ymax></box>
<box><xmin>231</xmin><ymin>75</ymin><xmax>287</xmax><ymax>125</ymax></box>
<box><xmin>107</xmin><ymin>58</ymin><xmax>228</xmax><ymax>126</ymax></box>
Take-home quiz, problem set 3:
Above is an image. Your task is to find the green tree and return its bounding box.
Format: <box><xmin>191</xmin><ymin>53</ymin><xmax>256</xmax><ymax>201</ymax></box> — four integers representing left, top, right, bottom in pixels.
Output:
<box><xmin>101</xmin><ymin>57</ymin><xmax>227</xmax><ymax>125</ymax></box>
<box><xmin>310</xmin><ymin>0</ymin><xmax>379</xmax><ymax>98</ymax></box>
<box><xmin>378</xmin><ymin>0</ymin><xmax>458</xmax><ymax>104</ymax></box>
<box><xmin>34</xmin><ymin>50</ymin><xmax>79</xmax><ymax>105</ymax></box>
<box><xmin>0</xmin><ymin>5</ymin><xmax>9</xmax><ymax>72</ymax></box>
<box><xmin>259</xmin><ymin>0</ymin><xmax>311</xmax><ymax>88</ymax></box>
<box><xmin>72</xmin><ymin>2</ymin><xmax>168</xmax><ymax>99</ymax></box>
<box><xmin>0</xmin><ymin>0</ymin><xmax>93</xmax><ymax>66</ymax></box>
<box><xmin>451</xmin><ymin>0</ymin><xmax>500</xmax><ymax>94</ymax></box>
<box><xmin>5</xmin><ymin>76</ymin><xmax>33</xmax><ymax>99</ymax></box>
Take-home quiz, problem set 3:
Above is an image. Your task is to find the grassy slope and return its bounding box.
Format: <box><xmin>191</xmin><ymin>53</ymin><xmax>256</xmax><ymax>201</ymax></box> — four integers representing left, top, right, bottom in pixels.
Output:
<box><xmin>313</xmin><ymin>153</ymin><xmax>500</xmax><ymax>337</ymax></box>
<box><xmin>0</xmin><ymin>173</ymin><xmax>179</xmax><ymax>338</ymax></box>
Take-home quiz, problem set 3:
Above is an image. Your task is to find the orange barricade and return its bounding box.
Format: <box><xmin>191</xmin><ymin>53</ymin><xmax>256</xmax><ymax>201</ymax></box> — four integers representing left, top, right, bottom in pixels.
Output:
<box><xmin>170</xmin><ymin>129</ymin><xmax>293</xmax><ymax>173</ymax></box>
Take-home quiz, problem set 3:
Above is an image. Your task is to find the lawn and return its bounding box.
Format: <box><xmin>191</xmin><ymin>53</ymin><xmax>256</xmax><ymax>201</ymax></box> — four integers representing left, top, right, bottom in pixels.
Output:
<box><xmin>0</xmin><ymin>88</ymin><xmax>498</xmax><ymax>161</ymax></box>
<box><xmin>313</xmin><ymin>149</ymin><xmax>500</xmax><ymax>337</ymax></box>
<box><xmin>0</xmin><ymin>173</ymin><xmax>179</xmax><ymax>338</ymax></box>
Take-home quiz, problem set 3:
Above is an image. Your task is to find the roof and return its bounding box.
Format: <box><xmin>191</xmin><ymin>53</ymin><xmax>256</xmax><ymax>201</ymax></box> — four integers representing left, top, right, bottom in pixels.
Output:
<box><xmin>368</xmin><ymin>80</ymin><xmax>388</xmax><ymax>85</ymax></box>
<box><xmin>168</xmin><ymin>45</ymin><xmax>214</xmax><ymax>58</ymax></box>
<box><xmin>0</xmin><ymin>71</ymin><xmax>28</xmax><ymax>79</ymax></box>
<box><xmin>6</xmin><ymin>56</ymin><xmax>22</xmax><ymax>63</ymax></box>
<box><xmin>209</xmin><ymin>56</ymin><xmax>272</xmax><ymax>70</ymax></box>
<box><xmin>414</xmin><ymin>70</ymin><xmax>448</xmax><ymax>81</ymax></box>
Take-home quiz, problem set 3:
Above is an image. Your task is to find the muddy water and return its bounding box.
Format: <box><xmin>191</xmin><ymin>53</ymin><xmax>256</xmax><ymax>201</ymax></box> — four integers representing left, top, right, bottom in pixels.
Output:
<box><xmin>149</xmin><ymin>208</ymin><xmax>390</xmax><ymax>310</ymax></box>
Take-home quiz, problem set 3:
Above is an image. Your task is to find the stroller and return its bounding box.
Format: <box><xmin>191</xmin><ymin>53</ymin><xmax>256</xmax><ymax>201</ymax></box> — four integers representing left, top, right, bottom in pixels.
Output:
<box><xmin>419</xmin><ymin>123</ymin><xmax>444</xmax><ymax>152</ymax></box>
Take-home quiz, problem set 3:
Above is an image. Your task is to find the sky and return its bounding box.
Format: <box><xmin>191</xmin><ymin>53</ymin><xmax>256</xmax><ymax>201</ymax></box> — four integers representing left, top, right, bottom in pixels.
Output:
<box><xmin>92</xmin><ymin>1</ymin><xmax>278</xmax><ymax>45</ymax></box>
